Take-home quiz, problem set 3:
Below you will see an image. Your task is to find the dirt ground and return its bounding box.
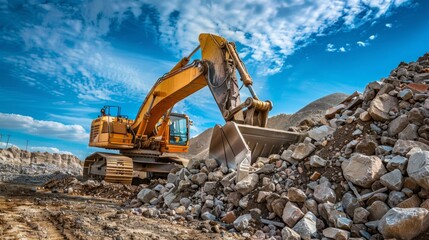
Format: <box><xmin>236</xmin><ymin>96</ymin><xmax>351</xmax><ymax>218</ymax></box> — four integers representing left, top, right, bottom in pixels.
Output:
<box><xmin>0</xmin><ymin>183</ymin><xmax>239</xmax><ymax>240</ymax></box>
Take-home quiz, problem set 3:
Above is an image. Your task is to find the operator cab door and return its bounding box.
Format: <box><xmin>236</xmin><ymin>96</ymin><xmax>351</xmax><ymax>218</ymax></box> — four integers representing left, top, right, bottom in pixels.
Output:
<box><xmin>164</xmin><ymin>113</ymin><xmax>190</xmax><ymax>153</ymax></box>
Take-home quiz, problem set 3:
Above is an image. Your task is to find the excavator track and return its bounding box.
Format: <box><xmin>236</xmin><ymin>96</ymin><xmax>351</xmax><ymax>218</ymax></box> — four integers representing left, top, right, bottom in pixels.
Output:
<box><xmin>84</xmin><ymin>152</ymin><xmax>133</xmax><ymax>185</ymax></box>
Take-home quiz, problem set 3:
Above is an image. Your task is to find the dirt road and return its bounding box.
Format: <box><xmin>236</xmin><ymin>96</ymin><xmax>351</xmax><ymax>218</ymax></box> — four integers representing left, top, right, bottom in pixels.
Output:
<box><xmin>0</xmin><ymin>183</ymin><xmax>236</xmax><ymax>240</ymax></box>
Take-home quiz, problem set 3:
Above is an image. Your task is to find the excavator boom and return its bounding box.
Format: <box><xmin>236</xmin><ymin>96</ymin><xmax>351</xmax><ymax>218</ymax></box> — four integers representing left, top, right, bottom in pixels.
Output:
<box><xmin>85</xmin><ymin>33</ymin><xmax>306</xmax><ymax>184</ymax></box>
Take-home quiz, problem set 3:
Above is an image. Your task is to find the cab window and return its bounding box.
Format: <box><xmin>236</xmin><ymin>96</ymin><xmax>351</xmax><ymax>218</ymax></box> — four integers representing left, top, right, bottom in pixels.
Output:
<box><xmin>169</xmin><ymin>115</ymin><xmax>188</xmax><ymax>145</ymax></box>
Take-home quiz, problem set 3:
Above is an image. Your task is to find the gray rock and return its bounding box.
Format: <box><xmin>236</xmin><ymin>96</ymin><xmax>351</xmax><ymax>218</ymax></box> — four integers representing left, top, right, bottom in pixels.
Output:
<box><xmin>233</xmin><ymin>214</ymin><xmax>253</xmax><ymax>231</ymax></box>
<box><xmin>207</xmin><ymin>171</ymin><xmax>223</xmax><ymax>181</ymax></box>
<box><xmin>204</xmin><ymin>159</ymin><xmax>218</xmax><ymax>172</ymax></box>
<box><xmin>308</xmin><ymin>125</ymin><xmax>335</xmax><ymax>141</ymax></box>
<box><xmin>203</xmin><ymin>181</ymin><xmax>217</xmax><ymax>194</ymax></box>
<box><xmin>256</xmin><ymin>191</ymin><xmax>270</xmax><ymax>203</ymax></box>
<box><xmin>388</xmin><ymin>115</ymin><xmax>409</xmax><ymax>136</ymax></box>
<box><xmin>163</xmin><ymin>191</ymin><xmax>177</xmax><ymax>207</ymax></box>
<box><xmin>177</xmin><ymin>168</ymin><xmax>191</xmax><ymax>180</ymax></box>
<box><xmin>304</xmin><ymin>199</ymin><xmax>319</xmax><ymax>217</ymax></box>
<box><xmin>398</xmin><ymin>89</ymin><xmax>413</xmax><ymax>100</ymax></box>
<box><xmin>314</xmin><ymin>181</ymin><xmax>336</xmax><ymax>203</ymax></box>
<box><xmin>355</xmin><ymin>137</ymin><xmax>378</xmax><ymax>155</ymax></box>
<box><xmin>408</xmin><ymin>108</ymin><xmax>425</xmax><ymax>125</ymax></box>
<box><xmin>201</xmin><ymin>211</ymin><xmax>217</xmax><ymax>221</ymax></box>
<box><xmin>414</xmin><ymin>72</ymin><xmax>429</xmax><ymax>82</ymax></box>
<box><xmin>272</xmin><ymin>198</ymin><xmax>287</xmax><ymax>217</ymax></box>
<box><xmin>239</xmin><ymin>195</ymin><xmax>249</xmax><ymax>209</ymax></box>
<box><xmin>342</xmin><ymin>154</ymin><xmax>387</xmax><ymax>188</ymax></box>
<box><xmin>180</xmin><ymin>197</ymin><xmax>191</xmax><ymax>208</ymax></box>
<box><xmin>281</xmin><ymin>226</ymin><xmax>300</xmax><ymax>240</ymax></box>
<box><xmin>287</xmin><ymin>187</ymin><xmax>307</xmax><ymax>203</ymax></box>
<box><xmin>235</xmin><ymin>173</ymin><xmax>259</xmax><ymax>195</ymax></box>
<box><xmin>167</xmin><ymin>173</ymin><xmax>179</xmax><ymax>185</ymax></box>
<box><xmin>367</xmin><ymin>200</ymin><xmax>390</xmax><ymax>221</ymax></box>
<box><xmin>342</xmin><ymin>192</ymin><xmax>360</xmax><ymax>217</ymax></box>
<box><xmin>309</xmin><ymin>155</ymin><xmax>327</xmax><ymax>167</ymax></box>
<box><xmin>354</xmin><ymin>207</ymin><xmax>370</xmax><ymax>224</ymax></box>
<box><xmin>292</xmin><ymin>212</ymin><xmax>318</xmax><ymax>240</ymax></box>
<box><xmin>291</xmin><ymin>142</ymin><xmax>316</xmax><ymax>160</ymax></box>
<box><xmin>368</xmin><ymin>94</ymin><xmax>398</xmax><ymax>122</ymax></box>
<box><xmin>282</xmin><ymin>202</ymin><xmax>304</xmax><ymax>227</ymax></box>
<box><xmin>393</xmin><ymin>140</ymin><xmax>429</xmax><ymax>155</ymax></box>
<box><xmin>323</xmin><ymin>227</ymin><xmax>350</xmax><ymax>239</ymax></box>
<box><xmin>137</xmin><ymin>189</ymin><xmax>157</xmax><ymax>204</ymax></box>
<box><xmin>380</xmin><ymin>169</ymin><xmax>403</xmax><ymax>191</ymax></box>
<box><xmin>388</xmin><ymin>191</ymin><xmax>407</xmax><ymax>208</ymax></box>
<box><xmin>190</xmin><ymin>172</ymin><xmax>208</xmax><ymax>185</ymax></box>
<box><xmin>398</xmin><ymin>124</ymin><xmax>419</xmax><ymax>140</ymax></box>
<box><xmin>407</xmin><ymin>151</ymin><xmax>429</xmax><ymax>190</ymax></box>
<box><xmin>336</xmin><ymin>217</ymin><xmax>352</xmax><ymax>230</ymax></box>
<box><xmin>186</xmin><ymin>158</ymin><xmax>201</xmax><ymax>170</ymax></box>
<box><xmin>386</xmin><ymin>156</ymin><xmax>408</xmax><ymax>173</ymax></box>
<box><xmin>178</xmin><ymin>179</ymin><xmax>192</xmax><ymax>192</ymax></box>
<box><xmin>378</xmin><ymin>207</ymin><xmax>429</xmax><ymax>240</ymax></box>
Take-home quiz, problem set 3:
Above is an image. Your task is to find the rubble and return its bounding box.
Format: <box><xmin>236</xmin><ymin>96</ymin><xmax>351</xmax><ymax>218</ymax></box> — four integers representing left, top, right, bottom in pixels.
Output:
<box><xmin>31</xmin><ymin>53</ymin><xmax>429</xmax><ymax>239</ymax></box>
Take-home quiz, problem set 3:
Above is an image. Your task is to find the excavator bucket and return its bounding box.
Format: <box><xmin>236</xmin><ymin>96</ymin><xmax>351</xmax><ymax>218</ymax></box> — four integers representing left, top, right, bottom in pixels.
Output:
<box><xmin>209</xmin><ymin>122</ymin><xmax>307</xmax><ymax>181</ymax></box>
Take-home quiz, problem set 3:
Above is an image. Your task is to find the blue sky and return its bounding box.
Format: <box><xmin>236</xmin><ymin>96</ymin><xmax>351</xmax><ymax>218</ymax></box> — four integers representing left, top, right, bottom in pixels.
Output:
<box><xmin>0</xmin><ymin>0</ymin><xmax>428</xmax><ymax>159</ymax></box>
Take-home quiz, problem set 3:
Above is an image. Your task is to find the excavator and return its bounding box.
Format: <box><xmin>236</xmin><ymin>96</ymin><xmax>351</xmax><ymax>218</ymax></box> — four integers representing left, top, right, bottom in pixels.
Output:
<box><xmin>84</xmin><ymin>33</ymin><xmax>306</xmax><ymax>184</ymax></box>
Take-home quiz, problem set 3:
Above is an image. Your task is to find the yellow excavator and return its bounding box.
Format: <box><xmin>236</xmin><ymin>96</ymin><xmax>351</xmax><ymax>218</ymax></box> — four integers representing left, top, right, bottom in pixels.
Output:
<box><xmin>84</xmin><ymin>33</ymin><xmax>306</xmax><ymax>184</ymax></box>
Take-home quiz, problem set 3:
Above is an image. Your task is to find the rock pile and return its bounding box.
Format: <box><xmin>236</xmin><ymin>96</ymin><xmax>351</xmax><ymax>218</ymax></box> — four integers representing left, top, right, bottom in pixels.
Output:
<box><xmin>130</xmin><ymin>53</ymin><xmax>429</xmax><ymax>239</ymax></box>
<box><xmin>0</xmin><ymin>146</ymin><xmax>82</xmax><ymax>183</ymax></box>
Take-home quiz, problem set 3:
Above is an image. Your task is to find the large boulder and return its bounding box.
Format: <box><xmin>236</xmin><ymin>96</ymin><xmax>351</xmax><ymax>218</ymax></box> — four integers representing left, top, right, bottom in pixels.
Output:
<box><xmin>378</xmin><ymin>207</ymin><xmax>429</xmax><ymax>240</ymax></box>
<box><xmin>368</xmin><ymin>94</ymin><xmax>398</xmax><ymax>122</ymax></box>
<box><xmin>407</xmin><ymin>151</ymin><xmax>429</xmax><ymax>190</ymax></box>
<box><xmin>235</xmin><ymin>173</ymin><xmax>259</xmax><ymax>195</ymax></box>
<box><xmin>342</xmin><ymin>154</ymin><xmax>387</xmax><ymax>188</ymax></box>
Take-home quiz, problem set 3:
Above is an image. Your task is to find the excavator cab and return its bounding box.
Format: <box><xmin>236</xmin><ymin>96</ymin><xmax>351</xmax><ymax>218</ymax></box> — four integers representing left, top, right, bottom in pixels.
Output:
<box><xmin>162</xmin><ymin>113</ymin><xmax>190</xmax><ymax>153</ymax></box>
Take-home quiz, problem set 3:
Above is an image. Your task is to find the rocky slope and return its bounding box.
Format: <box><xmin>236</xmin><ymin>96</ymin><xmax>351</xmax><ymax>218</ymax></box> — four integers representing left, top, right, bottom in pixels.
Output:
<box><xmin>116</xmin><ymin>52</ymin><xmax>429</xmax><ymax>240</ymax></box>
<box><xmin>0</xmin><ymin>146</ymin><xmax>82</xmax><ymax>183</ymax></box>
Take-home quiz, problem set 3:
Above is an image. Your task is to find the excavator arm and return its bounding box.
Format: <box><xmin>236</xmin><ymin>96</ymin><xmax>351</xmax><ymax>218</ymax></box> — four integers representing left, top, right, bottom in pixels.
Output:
<box><xmin>87</xmin><ymin>33</ymin><xmax>306</xmax><ymax>182</ymax></box>
<box><xmin>131</xmin><ymin>33</ymin><xmax>272</xmax><ymax>140</ymax></box>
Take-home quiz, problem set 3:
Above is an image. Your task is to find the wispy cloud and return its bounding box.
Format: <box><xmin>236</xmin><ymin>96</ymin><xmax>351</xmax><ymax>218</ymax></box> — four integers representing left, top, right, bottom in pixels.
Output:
<box><xmin>369</xmin><ymin>35</ymin><xmax>377</xmax><ymax>40</ymax></box>
<box><xmin>357</xmin><ymin>41</ymin><xmax>366</xmax><ymax>47</ymax></box>
<box><xmin>326</xmin><ymin>43</ymin><xmax>337</xmax><ymax>52</ymax></box>
<box><xmin>385</xmin><ymin>23</ymin><xmax>393</xmax><ymax>28</ymax></box>
<box><xmin>1</xmin><ymin>1</ymin><xmax>173</xmax><ymax>102</ymax></box>
<box><xmin>0</xmin><ymin>113</ymin><xmax>88</xmax><ymax>141</ymax></box>
<box><xmin>144</xmin><ymin>0</ymin><xmax>411</xmax><ymax>75</ymax></box>
<box><xmin>326</xmin><ymin>43</ymin><xmax>347</xmax><ymax>53</ymax></box>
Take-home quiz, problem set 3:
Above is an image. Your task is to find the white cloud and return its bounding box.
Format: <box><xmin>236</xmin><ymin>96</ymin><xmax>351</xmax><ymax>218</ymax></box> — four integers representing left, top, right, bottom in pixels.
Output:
<box><xmin>143</xmin><ymin>0</ymin><xmax>411</xmax><ymax>75</ymax></box>
<box><xmin>0</xmin><ymin>142</ymin><xmax>18</xmax><ymax>149</ymax></box>
<box><xmin>0</xmin><ymin>113</ymin><xmax>88</xmax><ymax>141</ymax></box>
<box><xmin>357</xmin><ymin>41</ymin><xmax>366</xmax><ymax>47</ymax></box>
<box><xmin>326</xmin><ymin>43</ymin><xmax>337</xmax><ymax>52</ymax></box>
<box><xmin>369</xmin><ymin>35</ymin><xmax>376</xmax><ymax>40</ymax></box>
<box><xmin>339</xmin><ymin>47</ymin><xmax>346</xmax><ymax>52</ymax></box>
<box><xmin>29</xmin><ymin>146</ymin><xmax>73</xmax><ymax>155</ymax></box>
<box><xmin>1</xmin><ymin>0</ymin><xmax>411</xmax><ymax>85</ymax></box>
<box><xmin>385</xmin><ymin>23</ymin><xmax>393</xmax><ymax>28</ymax></box>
